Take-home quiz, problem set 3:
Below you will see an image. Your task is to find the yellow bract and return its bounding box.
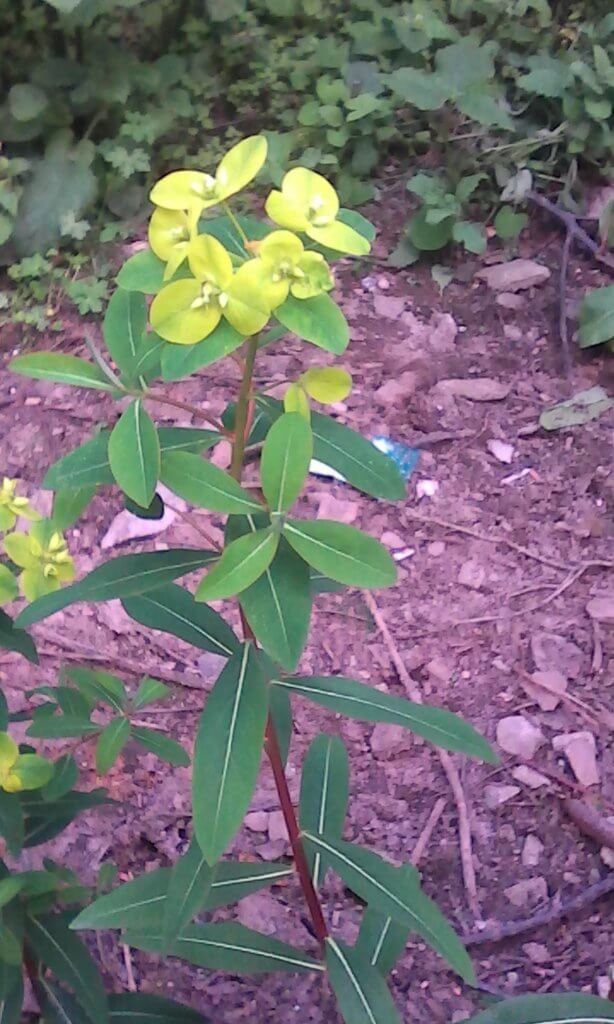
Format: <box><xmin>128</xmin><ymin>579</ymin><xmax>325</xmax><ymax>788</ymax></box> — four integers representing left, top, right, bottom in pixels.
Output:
<box><xmin>266</xmin><ymin>168</ymin><xmax>371</xmax><ymax>256</ymax></box>
<box><xmin>4</xmin><ymin>522</ymin><xmax>75</xmax><ymax>602</ymax></box>
<box><xmin>150</xmin><ymin>136</ymin><xmax>268</xmax><ymax>213</ymax></box>
<box><xmin>0</xmin><ymin>477</ymin><xmax>40</xmax><ymax>532</ymax></box>
<box><xmin>0</xmin><ymin>732</ymin><xmax>52</xmax><ymax>793</ymax></box>
<box><xmin>284</xmin><ymin>382</ymin><xmax>311</xmax><ymax>421</ymax></box>
<box><xmin>301</xmin><ymin>367</ymin><xmax>352</xmax><ymax>404</ymax></box>
<box><xmin>252</xmin><ymin>230</ymin><xmax>333</xmax><ymax>307</ymax></box>
<box><xmin>0</xmin><ymin>564</ymin><xmax>18</xmax><ymax>604</ymax></box>
<box><xmin>148</xmin><ymin>208</ymin><xmax>194</xmax><ymax>281</ymax></box>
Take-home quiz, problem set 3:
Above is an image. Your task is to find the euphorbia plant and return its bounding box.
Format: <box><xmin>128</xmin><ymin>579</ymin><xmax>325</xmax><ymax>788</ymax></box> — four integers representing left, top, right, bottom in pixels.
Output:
<box><xmin>10</xmin><ymin>136</ymin><xmax>498</xmax><ymax>1022</ymax></box>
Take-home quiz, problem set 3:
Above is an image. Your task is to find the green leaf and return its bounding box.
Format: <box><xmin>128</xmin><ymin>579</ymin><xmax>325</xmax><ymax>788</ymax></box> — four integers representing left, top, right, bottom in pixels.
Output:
<box><xmin>34</xmin><ymin>977</ymin><xmax>88</xmax><ymax>1024</ymax></box>
<box><xmin>193</xmin><ymin>643</ymin><xmax>268</xmax><ymax>864</ymax></box>
<box><xmin>125</xmin><ymin>493</ymin><xmax>165</xmax><ymax>520</ymax></box>
<box><xmin>161</xmin><ymin>451</ymin><xmax>261</xmax><ymax>514</ymax></box>
<box><xmin>195</xmin><ymin>528</ymin><xmax>279</xmax><ymax>602</ymax></box>
<box><xmin>8</xmin><ymin>84</ymin><xmax>48</xmax><ymax>122</ymax></box>
<box><xmin>518</xmin><ymin>59</ymin><xmax>573</xmax><ymax>98</ymax></box>
<box><xmin>275</xmin><ymin>294</ymin><xmax>349</xmax><ymax>354</ymax></box>
<box><xmin>276</xmin><ymin>675</ymin><xmax>496</xmax><ymax>761</ymax></box>
<box><xmin>28</xmin><ymin>715</ymin><xmax>99</xmax><ymax>739</ymax></box>
<box><xmin>299</xmin><ymin>735</ymin><xmax>349</xmax><ymax>888</ymax></box>
<box><xmin>116</xmin><ymin>251</ymin><xmax>166</xmax><ymax>293</ymax></box>
<box><xmin>463</xmin><ymin>992</ymin><xmax>614</xmax><ymax>1023</ymax></box>
<box><xmin>494</xmin><ymin>206</ymin><xmax>528</xmax><ymax>241</ymax></box>
<box><xmin>355</xmin><ymin>867</ymin><xmax>415</xmax><ymax>974</ymax></box>
<box><xmin>65</xmin><ymin>667</ymin><xmax>126</xmax><ymax>712</ymax></box>
<box><xmin>257</xmin><ymin>397</ymin><xmax>406</xmax><ymax>499</ymax></box>
<box><xmin>0</xmin><ymin>927</ymin><xmax>21</xmax><ymax>967</ymax></box>
<box><xmin>326</xmin><ymin>937</ymin><xmax>402</xmax><ymax>1024</ymax></box>
<box><xmin>95</xmin><ymin>717</ymin><xmax>130</xmax><ymax>773</ymax></box>
<box><xmin>284</xmin><ymin>520</ymin><xmax>396</xmax><ymax>589</ymax></box>
<box><xmin>389</xmin><ymin>68</ymin><xmax>449</xmax><ymax>109</ymax></box>
<box><xmin>261</xmin><ymin>413</ymin><xmax>313</xmax><ymax>513</ymax></box>
<box><xmin>122</xmin><ymin>583</ymin><xmax>239</xmax><ymax>659</ymax></box>
<box><xmin>161</xmin><ymin>320</ymin><xmax>245</xmax><ymax>381</ymax></box>
<box><xmin>303</xmin><ymin>833</ymin><xmax>474</xmax><ymax>982</ymax></box>
<box><xmin>25</xmin><ymin>913</ymin><xmax>108</xmax><ymax>1024</ymax></box>
<box><xmin>108</xmin><ymin>399</ymin><xmax>160</xmax><ymax>507</ymax></box>
<box><xmin>103</xmin><ymin>288</ymin><xmax>147</xmax><ymax>379</ymax></box>
<box><xmin>132</xmin><ymin>727</ymin><xmax>190</xmax><ymax>767</ymax></box>
<box><xmin>163</xmin><ymin>840</ymin><xmax>213</xmax><ymax>946</ymax></box>
<box><xmin>452</xmin><ymin>220</ymin><xmax>487</xmax><ymax>254</ymax></box>
<box><xmin>41</xmin><ymin>755</ymin><xmax>78</xmax><ymax>802</ymax></box>
<box><xmin>0</xmin><ymin>880</ymin><xmax>22</xmax><ymax>914</ymax></box>
<box><xmin>578</xmin><ymin>284</ymin><xmax>614</xmax><ymax>347</ymax></box>
<box><xmin>132</xmin><ymin>677</ymin><xmax>169</xmax><ymax>710</ymax></box>
<box><xmin>109</xmin><ymin>992</ymin><xmax>211</xmax><ymax>1024</ymax></box>
<box><xmin>268</xmin><ymin>687</ymin><xmax>293</xmax><ymax>767</ymax></box>
<box><xmin>540</xmin><ymin>386</ymin><xmax>613</xmax><ymax>430</ymax></box>
<box><xmin>0</xmin><ymin>961</ymin><xmax>23</xmax><ymax>1024</ymax></box>
<box><xmin>51</xmin><ymin>486</ymin><xmax>96</xmax><ymax>530</ymax></box>
<box><xmin>125</xmin><ymin>921</ymin><xmax>322</xmax><ymax>974</ymax></box>
<box><xmin>9</xmin><ymin>353</ymin><xmax>114</xmax><ymax>392</ymax></box>
<box><xmin>16</xmin><ymin>549</ymin><xmax>217</xmax><ymax>628</ymax></box>
<box><xmin>0</xmin><ymin>611</ymin><xmax>38</xmax><ymax>664</ymax></box>
<box><xmin>0</xmin><ymin>793</ymin><xmax>24</xmax><ymax>858</ymax></box>
<box><xmin>408</xmin><ymin>209</ymin><xmax>453</xmax><ymax>251</ymax></box>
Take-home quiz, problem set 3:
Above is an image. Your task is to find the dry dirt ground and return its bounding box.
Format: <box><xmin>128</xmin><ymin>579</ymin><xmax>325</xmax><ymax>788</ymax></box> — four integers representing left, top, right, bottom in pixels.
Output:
<box><xmin>0</xmin><ymin>205</ymin><xmax>613</xmax><ymax>1022</ymax></box>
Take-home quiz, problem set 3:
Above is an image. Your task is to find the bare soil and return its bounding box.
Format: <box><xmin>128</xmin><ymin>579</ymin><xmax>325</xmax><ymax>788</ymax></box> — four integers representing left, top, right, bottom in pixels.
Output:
<box><xmin>1</xmin><ymin>204</ymin><xmax>613</xmax><ymax>1022</ymax></box>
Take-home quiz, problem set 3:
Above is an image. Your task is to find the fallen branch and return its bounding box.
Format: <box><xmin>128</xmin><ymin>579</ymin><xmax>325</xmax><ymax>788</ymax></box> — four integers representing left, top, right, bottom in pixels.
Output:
<box><xmin>562</xmin><ymin>798</ymin><xmax>614</xmax><ymax>851</ymax></box>
<box><xmin>528</xmin><ymin>190</ymin><xmax>614</xmax><ymax>274</ymax></box>
<box><xmin>559</xmin><ymin>228</ymin><xmax>573</xmax><ymax>377</ymax></box>
<box><xmin>462</xmin><ymin>874</ymin><xmax>614</xmax><ymax>946</ymax></box>
<box><xmin>411</xmin><ymin>797</ymin><xmax>447</xmax><ymax>868</ymax></box>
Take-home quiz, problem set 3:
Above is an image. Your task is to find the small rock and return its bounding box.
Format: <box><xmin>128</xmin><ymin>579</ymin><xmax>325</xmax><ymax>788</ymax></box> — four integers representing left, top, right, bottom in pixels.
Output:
<box><xmin>523</xmin><ymin>942</ymin><xmax>549</xmax><ymax>964</ymax></box>
<box><xmin>521</xmin><ymin>669</ymin><xmax>567</xmax><ymax>712</ymax></box>
<box><xmin>487</xmin><ymin>439</ymin><xmax>514</xmax><ymax>464</ymax></box>
<box><xmin>371</xmin><ymin>723</ymin><xmax>412</xmax><ymax>760</ymax></box>
<box><xmin>521</xmin><ymin>835</ymin><xmax>544</xmax><ymax>867</ymax></box>
<box><xmin>531</xmin><ymin>632</ymin><xmax>583</xmax><ymax>679</ymax></box>
<box><xmin>374</xmin><ymin>294</ymin><xmax>405</xmax><ymax>319</ymax></box>
<box><xmin>416</xmin><ymin>479</ymin><xmax>438</xmax><ymax>499</ymax></box>
<box><xmin>427</xmin><ymin>541</ymin><xmax>445</xmax><ymax>557</ymax></box>
<box><xmin>429</xmin><ymin>312</ymin><xmax>457</xmax><ymax>351</ymax></box>
<box><xmin>101</xmin><ymin>489</ymin><xmax>179</xmax><ymax>549</ymax></box>
<box><xmin>504</xmin><ymin>876</ymin><xmax>548</xmax><ymax>907</ymax></box>
<box><xmin>601</xmin><ymin>846</ymin><xmax>614</xmax><ymax>869</ymax></box>
<box><xmin>316</xmin><ymin>493</ymin><xmax>359</xmax><ymax>524</ymax></box>
<box><xmin>210</xmin><ymin>440</ymin><xmax>232</xmax><ymax>469</ymax></box>
<box><xmin>511</xmin><ymin>765</ymin><xmax>550</xmax><ymax>789</ymax></box>
<box><xmin>484</xmin><ymin>784</ymin><xmax>520</xmax><ymax>810</ymax></box>
<box><xmin>381</xmin><ymin>531</ymin><xmax>406</xmax><ymax>549</ymax></box>
<box><xmin>497</xmin><ymin>716</ymin><xmax>545</xmax><ymax>760</ymax></box>
<box><xmin>597</xmin><ymin>975</ymin><xmax>614</xmax><ymax>1000</ymax></box>
<box><xmin>586</xmin><ymin>596</ymin><xmax>614</xmax><ymax>625</ymax></box>
<box><xmin>427</xmin><ymin>657</ymin><xmax>452</xmax><ymax>684</ymax></box>
<box><xmin>197</xmin><ymin>651</ymin><xmax>227</xmax><ymax>681</ymax></box>
<box><xmin>267</xmin><ymin>810</ymin><xmax>289</xmax><ymax>843</ymax></box>
<box><xmin>244</xmin><ymin>812</ymin><xmax>269</xmax><ymax>833</ymax></box>
<box><xmin>256</xmin><ymin>839</ymin><xmax>288</xmax><ymax>861</ymax></box>
<box><xmin>503</xmin><ymin>324</ymin><xmax>522</xmax><ymax>342</ymax></box>
<box><xmin>458</xmin><ymin>560</ymin><xmax>486</xmax><ymax>590</ymax></box>
<box><xmin>552</xmin><ymin>731</ymin><xmax>599</xmax><ymax>787</ymax></box>
<box><xmin>436</xmin><ymin>378</ymin><xmax>511</xmax><ymax>402</ymax></box>
<box><xmin>476</xmin><ymin>259</ymin><xmax>551</xmax><ymax>293</ymax></box>
<box><xmin>374</xmin><ymin>371</ymin><xmax>420</xmax><ymax>405</ymax></box>
<box><xmin>236</xmin><ymin>892</ymin><xmax>282</xmax><ymax>935</ymax></box>
<box><xmin>496</xmin><ymin>292</ymin><xmax>525</xmax><ymax>311</ymax></box>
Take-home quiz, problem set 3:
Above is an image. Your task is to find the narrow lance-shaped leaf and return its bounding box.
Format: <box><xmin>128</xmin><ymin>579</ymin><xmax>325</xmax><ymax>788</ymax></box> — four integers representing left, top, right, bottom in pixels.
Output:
<box><xmin>122</xmin><ymin>583</ymin><xmax>239</xmax><ymax>659</ymax></box>
<box><xmin>132</xmin><ymin>727</ymin><xmax>189</xmax><ymax>767</ymax></box>
<box><xmin>260</xmin><ymin>412</ymin><xmax>313</xmax><ymax>513</ymax></box>
<box><xmin>108</xmin><ymin>992</ymin><xmax>212</xmax><ymax>1024</ymax></box>
<box><xmin>326</xmin><ymin>937</ymin><xmax>402</xmax><ymax>1024</ymax></box>
<box><xmin>125</xmin><ymin>921</ymin><xmax>323</xmax><ymax>975</ymax></box>
<box><xmin>103</xmin><ymin>288</ymin><xmax>147</xmax><ymax>379</ymax></box>
<box><xmin>302</xmin><ymin>832</ymin><xmax>475</xmax><ymax>983</ymax></box>
<box><xmin>163</xmin><ymin>840</ymin><xmax>213</xmax><ymax>946</ymax></box>
<box><xmin>284</xmin><ymin>519</ymin><xmax>396</xmax><ymax>589</ymax></box>
<box><xmin>95</xmin><ymin>717</ymin><xmax>131</xmax><ymax>773</ymax></box>
<box><xmin>195</xmin><ymin>528</ymin><xmax>279</xmax><ymax>602</ymax></box>
<box><xmin>276</xmin><ymin>675</ymin><xmax>496</xmax><ymax>762</ymax></box>
<box><xmin>161</xmin><ymin>451</ymin><xmax>262</xmax><ymax>514</ymax></box>
<box><xmin>108</xmin><ymin>399</ymin><xmax>160</xmax><ymax>507</ymax></box>
<box><xmin>25</xmin><ymin>913</ymin><xmax>108</xmax><ymax>1024</ymax></box>
<box><xmin>0</xmin><ymin>610</ymin><xmax>38</xmax><ymax>665</ymax></box>
<box><xmin>299</xmin><ymin>734</ymin><xmax>349</xmax><ymax>889</ymax></box>
<box><xmin>9</xmin><ymin>353</ymin><xmax>116</xmax><ymax>392</ymax></box>
<box><xmin>0</xmin><ymin>961</ymin><xmax>23</xmax><ymax>1024</ymax></box>
<box><xmin>193</xmin><ymin>643</ymin><xmax>268</xmax><ymax>864</ymax></box>
<box><xmin>355</xmin><ymin>865</ymin><xmax>416</xmax><ymax>975</ymax></box>
<box><xmin>463</xmin><ymin>992</ymin><xmax>614</xmax><ymax>1024</ymax></box>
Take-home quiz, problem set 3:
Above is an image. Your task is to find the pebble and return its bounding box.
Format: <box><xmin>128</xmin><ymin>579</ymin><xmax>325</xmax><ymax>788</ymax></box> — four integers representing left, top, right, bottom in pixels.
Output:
<box><xmin>458</xmin><ymin>559</ymin><xmax>486</xmax><ymax>590</ymax></box>
<box><xmin>531</xmin><ymin>632</ymin><xmax>583</xmax><ymax>679</ymax></box>
<box><xmin>521</xmin><ymin>669</ymin><xmax>567</xmax><ymax>712</ymax></box>
<box><xmin>521</xmin><ymin>834</ymin><xmax>544</xmax><ymax>867</ymax></box>
<box><xmin>244</xmin><ymin>811</ymin><xmax>269</xmax><ymax>833</ymax></box>
<box><xmin>371</xmin><ymin>723</ymin><xmax>412</xmax><ymax>760</ymax></box>
<box><xmin>496</xmin><ymin>292</ymin><xmax>526</xmax><ymax>310</ymax></box>
<box><xmin>512</xmin><ymin>765</ymin><xmax>550</xmax><ymax>789</ymax></box>
<box><xmin>267</xmin><ymin>810</ymin><xmax>288</xmax><ymax>843</ymax></box>
<box><xmin>436</xmin><ymin>377</ymin><xmax>511</xmax><ymax>401</ymax></box>
<box><xmin>523</xmin><ymin>942</ymin><xmax>549</xmax><ymax>964</ymax></box>
<box><xmin>487</xmin><ymin>438</ymin><xmax>514</xmax><ymax>464</ymax></box>
<box><xmin>497</xmin><ymin>716</ymin><xmax>545</xmax><ymax>760</ymax></box>
<box><xmin>504</xmin><ymin>876</ymin><xmax>548</xmax><ymax>907</ymax></box>
<box><xmin>552</xmin><ymin>731</ymin><xmax>599</xmax><ymax>787</ymax></box>
<box><xmin>427</xmin><ymin>541</ymin><xmax>446</xmax><ymax>557</ymax></box>
<box><xmin>426</xmin><ymin>658</ymin><xmax>452</xmax><ymax>684</ymax></box>
<box><xmin>374</xmin><ymin>371</ymin><xmax>419</xmax><ymax>404</ymax></box>
<box><xmin>586</xmin><ymin>595</ymin><xmax>614</xmax><ymax>625</ymax></box>
<box><xmin>475</xmin><ymin>259</ymin><xmax>551</xmax><ymax>292</ymax></box>
<box><xmin>373</xmin><ymin>294</ymin><xmax>405</xmax><ymax>319</ymax></box>
<box><xmin>484</xmin><ymin>784</ymin><xmax>520</xmax><ymax>810</ymax></box>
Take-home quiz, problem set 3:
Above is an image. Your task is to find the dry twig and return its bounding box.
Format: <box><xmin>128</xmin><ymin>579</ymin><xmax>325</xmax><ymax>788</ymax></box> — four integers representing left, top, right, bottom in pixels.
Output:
<box><xmin>411</xmin><ymin>798</ymin><xmax>447</xmax><ymax>868</ymax></box>
<box><xmin>122</xmin><ymin>943</ymin><xmax>137</xmax><ymax>992</ymax></box>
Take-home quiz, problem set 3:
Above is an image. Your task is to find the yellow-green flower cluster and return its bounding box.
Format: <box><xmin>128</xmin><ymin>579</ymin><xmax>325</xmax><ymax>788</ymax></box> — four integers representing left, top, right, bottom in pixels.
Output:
<box><xmin>1</xmin><ymin>485</ymin><xmax>75</xmax><ymax>604</ymax></box>
<box><xmin>147</xmin><ymin>136</ymin><xmax>370</xmax><ymax>347</ymax></box>
<box><xmin>0</xmin><ymin>731</ymin><xmax>52</xmax><ymax>793</ymax></box>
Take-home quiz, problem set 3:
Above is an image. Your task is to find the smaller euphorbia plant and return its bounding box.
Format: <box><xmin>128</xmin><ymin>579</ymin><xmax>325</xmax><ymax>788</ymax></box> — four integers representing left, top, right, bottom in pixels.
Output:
<box><xmin>9</xmin><ymin>137</ymin><xmax>500</xmax><ymax>1023</ymax></box>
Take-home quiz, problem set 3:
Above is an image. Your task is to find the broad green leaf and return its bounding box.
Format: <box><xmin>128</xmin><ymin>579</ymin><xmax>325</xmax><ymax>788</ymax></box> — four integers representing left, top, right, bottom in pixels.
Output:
<box><xmin>452</xmin><ymin>220</ymin><xmax>487</xmax><ymax>255</ymax></box>
<box><xmin>51</xmin><ymin>486</ymin><xmax>96</xmax><ymax>531</ymax></box>
<box><xmin>132</xmin><ymin>677</ymin><xmax>169</xmax><ymax>709</ymax></box>
<box><xmin>41</xmin><ymin>755</ymin><xmax>78</xmax><ymax>802</ymax></box>
<box><xmin>109</xmin><ymin>992</ymin><xmax>211</xmax><ymax>1024</ymax></box>
<box><xmin>0</xmin><ymin>611</ymin><xmax>38</xmax><ymax>664</ymax></box>
<box><xmin>193</xmin><ymin>643</ymin><xmax>268</xmax><ymax>863</ymax></box>
<box><xmin>116</xmin><ymin>251</ymin><xmax>166</xmax><ymax>293</ymax></box>
<box><xmin>195</xmin><ymin>528</ymin><xmax>279</xmax><ymax>602</ymax></box>
<box><xmin>261</xmin><ymin>413</ymin><xmax>313</xmax><ymax>513</ymax></box>
<box><xmin>72</xmin><ymin>861</ymin><xmax>293</xmax><ymax>932</ymax></box>
<box><xmin>95</xmin><ymin>717</ymin><xmax>130</xmax><ymax>773</ymax></box>
<box><xmin>0</xmin><ymin>927</ymin><xmax>21</xmax><ymax>966</ymax></box>
<box><xmin>160</xmin><ymin>319</ymin><xmax>245</xmax><ymax>383</ymax></box>
<box><xmin>103</xmin><ymin>288</ymin><xmax>147</xmax><ymax>379</ymax></box>
<box><xmin>256</xmin><ymin>398</ymin><xmax>406</xmax><ymax>499</ymax></box>
<box><xmin>44</xmin><ymin>429</ymin><xmax>219</xmax><ymax>490</ymax></box>
<box><xmin>299</xmin><ymin>734</ymin><xmax>349</xmax><ymax>888</ymax></box>
<box><xmin>302</xmin><ymin>833</ymin><xmax>474</xmax><ymax>982</ymax></box>
<box><xmin>389</xmin><ymin>68</ymin><xmax>449</xmax><ymax>109</ymax></box>
<box><xmin>284</xmin><ymin>520</ymin><xmax>396</xmax><ymax>589</ymax></box>
<box><xmin>122</xmin><ymin>583</ymin><xmax>239</xmax><ymax>659</ymax></box>
<box><xmin>0</xmin><ymin>880</ymin><xmax>22</xmax><ymax>913</ymax></box>
<box><xmin>326</xmin><ymin>937</ymin><xmax>402</xmax><ymax>1024</ymax></box>
<box><xmin>108</xmin><ymin>399</ymin><xmax>160</xmax><ymax>507</ymax></box>
<box><xmin>409</xmin><ymin>209</ymin><xmax>454</xmax><ymax>250</ymax></box>
<box><xmin>28</xmin><ymin>715</ymin><xmax>99</xmax><ymax>739</ymax></box>
<box><xmin>22</xmin><ymin>789</ymin><xmax>109</xmax><ymax>823</ymax></box>
<box><xmin>275</xmin><ymin>675</ymin><xmax>495</xmax><ymax>761</ymax></box>
<box><xmin>34</xmin><ymin>977</ymin><xmax>87</xmax><ymax>1024</ymax></box>
<box><xmin>26</xmin><ymin>913</ymin><xmax>108</xmax><ymax>1024</ymax></box>
<box><xmin>161</xmin><ymin>451</ymin><xmax>261</xmax><ymax>514</ymax></box>
<box><xmin>275</xmin><ymin>294</ymin><xmax>349</xmax><ymax>354</ymax></box>
<box><xmin>494</xmin><ymin>206</ymin><xmax>528</xmax><ymax>241</ymax></box>
<box><xmin>355</xmin><ymin>866</ymin><xmax>415</xmax><ymax>975</ymax></box>
<box><xmin>16</xmin><ymin>549</ymin><xmax>217</xmax><ymax>628</ymax></box>
<box><xmin>0</xmin><ymin>793</ymin><xmax>24</xmax><ymax>857</ymax></box>
<box><xmin>132</xmin><ymin>727</ymin><xmax>190</xmax><ymax>767</ymax></box>
<box><xmin>463</xmin><ymin>992</ymin><xmax>614</xmax><ymax>1023</ymax></box>
<box><xmin>0</xmin><ymin>960</ymin><xmax>23</xmax><ymax>1024</ymax></box>
<box><xmin>163</xmin><ymin>840</ymin><xmax>213</xmax><ymax>945</ymax></box>
<box><xmin>539</xmin><ymin>386</ymin><xmax>613</xmax><ymax>431</ymax></box>
<box><xmin>9</xmin><ymin>353</ymin><xmax>114</xmax><ymax>392</ymax></box>
<box><xmin>125</xmin><ymin>921</ymin><xmax>322</xmax><ymax>974</ymax></box>
<box><xmin>578</xmin><ymin>284</ymin><xmax>614</xmax><ymax>348</ymax></box>
<box><xmin>9</xmin><ymin>84</ymin><xmax>48</xmax><ymax>122</ymax></box>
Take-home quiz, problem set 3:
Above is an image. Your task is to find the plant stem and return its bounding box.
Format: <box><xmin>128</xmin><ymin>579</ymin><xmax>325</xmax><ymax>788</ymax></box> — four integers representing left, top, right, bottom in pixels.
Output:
<box><xmin>230</xmin><ymin>335</ymin><xmax>329</xmax><ymax>948</ymax></box>
<box><xmin>146</xmin><ymin>390</ymin><xmax>228</xmax><ymax>434</ymax></box>
<box><xmin>222</xmin><ymin>201</ymin><xmax>249</xmax><ymax>248</ymax></box>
